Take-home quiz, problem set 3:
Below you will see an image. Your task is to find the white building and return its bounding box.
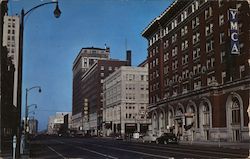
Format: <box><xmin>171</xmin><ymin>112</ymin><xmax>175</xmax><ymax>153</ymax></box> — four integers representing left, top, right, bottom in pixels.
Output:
<box><xmin>103</xmin><ymin>64</ymin><xmax>149</xmax><ymax>137</ymax></box>
<box><xmin>47</xmin><ymin>112</ymin><xmax>70</xmax><ymax>135</ymax></box>
<box><xmin>2</xmin><ymin>15</ymin><xmax>20</xmax><ymax>107</ymax></box>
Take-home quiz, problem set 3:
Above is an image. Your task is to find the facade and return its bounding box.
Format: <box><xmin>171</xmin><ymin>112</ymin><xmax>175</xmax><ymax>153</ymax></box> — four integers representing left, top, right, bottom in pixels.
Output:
<box><xmin>72</xmin><ymin>57</ymin><xmax>129</xmax><ymax>136</ymax></box>
<box><xmin>0</xmin><ymin>0</ymin><xmax>19</xmax><ymax>154</ymax></box>
<box><xmin>103</xmin><ymin>64</ymin><xmax>149</xmax><ymax>137</ymax></box>
<box><xmin>47</xmin><ymin>112</ymin><xmax>70</xmax><ymax>135</ymax></box>
<box><xmin>2</xmin><ymin>15</ymin><xmax>20</xmax><ymax>108</ymax></box>
<box><xmin>72</xmin><ymin>47</ymin><xmax>110</xmax><ymax>118</ymax></box>
<box><xmin>142</xmin><ymin>0</ymin><xmax>250</xmax><ymax>142</ymax></box>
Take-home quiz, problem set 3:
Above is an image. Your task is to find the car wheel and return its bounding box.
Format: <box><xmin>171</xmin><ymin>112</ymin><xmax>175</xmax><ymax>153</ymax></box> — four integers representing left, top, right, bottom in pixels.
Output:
<box><xmin>164</xmin><ymin>140</ymin><xmax>167</xmax><ymax>144</ymax></box>
<box><xmin>156</xmin><ymin>139</ymin><xmax>159</xmax><ymax>144</ymax></box>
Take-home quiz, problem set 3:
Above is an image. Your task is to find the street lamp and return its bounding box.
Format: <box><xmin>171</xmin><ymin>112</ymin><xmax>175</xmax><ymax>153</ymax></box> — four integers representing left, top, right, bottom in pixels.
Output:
<box><xmin>27</xmin><ymin>104</ymin><xmax>37</xmax><ymax>109</ymax></box>
<box><xmin>16</xmin><ymin>1</ymin><xmax>61</xmax><ymax>156</ymax></box>
<box><xmin>24</xmin><ymin>86</ymin><xmax>41</xmax><ymax>152</ymax></box>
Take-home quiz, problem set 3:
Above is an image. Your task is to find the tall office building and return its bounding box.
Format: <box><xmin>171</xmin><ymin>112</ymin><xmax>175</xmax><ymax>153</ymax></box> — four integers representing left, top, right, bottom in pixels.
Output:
<box><xmin>142</xmin><ymin>0</ymin><xmax>250</xmax><ymax>142</ymax></box>
<box><xmin>72</xmin><ymin>47</ymin><xmax>110</xmax><ymax>118</ymax></box>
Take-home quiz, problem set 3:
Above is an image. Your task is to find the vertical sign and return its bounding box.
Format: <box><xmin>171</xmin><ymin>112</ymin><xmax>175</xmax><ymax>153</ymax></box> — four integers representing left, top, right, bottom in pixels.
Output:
<box><xmin>229</xmin><ymin>9</ymin><xmax>240</xmax><ymax>55</ymax></box>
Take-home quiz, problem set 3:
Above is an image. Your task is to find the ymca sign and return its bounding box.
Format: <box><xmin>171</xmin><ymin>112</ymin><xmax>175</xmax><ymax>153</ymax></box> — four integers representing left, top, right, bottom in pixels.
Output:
<box><xmin>229</xmin><ymin>9</ymin><xmax>240</xmax><ymax>55</ymax></box>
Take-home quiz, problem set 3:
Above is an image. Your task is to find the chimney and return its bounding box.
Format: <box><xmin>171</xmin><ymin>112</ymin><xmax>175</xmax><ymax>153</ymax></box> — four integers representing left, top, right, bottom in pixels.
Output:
<box><xmin>126</xmin><ymin>50</ymin><xmax>131</xmax><ymax>66</ymax></box>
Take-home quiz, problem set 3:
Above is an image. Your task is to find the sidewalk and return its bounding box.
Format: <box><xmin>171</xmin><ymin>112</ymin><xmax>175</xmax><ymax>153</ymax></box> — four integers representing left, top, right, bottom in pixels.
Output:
<box><xmin>179</xmin><ymin>140</ymin><xmax>250</xmax><ymax>150</ymax></box>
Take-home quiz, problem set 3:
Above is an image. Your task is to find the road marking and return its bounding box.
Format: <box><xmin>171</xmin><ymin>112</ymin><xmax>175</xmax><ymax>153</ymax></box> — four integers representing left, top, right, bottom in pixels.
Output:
<box><xmin>53</xmin><ymin>140</ymin><xmax>65</xmax><ymax>144</ymax></box>
<box><xmin>47</xmin><ymin>146</ymin><xmax>66</xmax><ymax>159</ymax></box>
<box><xmin>53</xmin><ymin>139</ymin><xmax>117</xmax><ymax>159</ymax></box>
<box><xmin>72</xmin><ymin>141</ymin><xmax>171</xmax><ymax>159</ymax></box>
<box><xmin>75</xmin><ymin>145</ymin><xmax>118</xmax><ymax>159</ymax></box>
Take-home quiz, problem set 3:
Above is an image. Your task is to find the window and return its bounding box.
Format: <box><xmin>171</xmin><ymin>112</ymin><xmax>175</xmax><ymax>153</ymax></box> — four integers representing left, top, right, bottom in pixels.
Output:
<box><xmin>101</xmin><ymin>66</ymin><xmax>104</xmax><ymax>70</ymax></box>
<box><xmin>239</xmin><ymin>65</ymin><xmax>245</xmax><ymax>78</ymax></box>
<box><xmin>181</xmin><ymin>40</ymin><xmax>188</xmax><ymax>51</ymax></box>
<box><xmin>194</xmin><ymin>80</ymin><xmax>201</xmax><ymax>90</ymax></box>
<box><xmin>219</xmin><ymin>14</ymin><xmax>224</xmax><ymax>26</ymax></box>
<box><xmin>220</xmin><ymin>51</ymin><xmax>226</xmax><ymax>63</ymax></box>
<box><xmin>100</xmin><ymin>73</ymin><xmax>104</xmax><ymax>77</ymax></box>
<box><xmin>164</xmin><ymin>52</ymin><xmax>169</xmax><ymax>62</ymax></box>
<box><xmin>171</xmin><ymin>19</ymin><xmax>177</xmax><ymax>29</ymax></box>
<box><xmin>171</xmin><ymin>34</ymin><xmax>177</xmax><ymax>43</ymax></box>
<box><xmin>222</xmin><ymin>72</ymin><xmax>226</xmax><ymax>84</ymax></box>
<box><xmin>205</xmin><ymin>7</ymin><xmax>212</xmax><ymax>19</ymax></box>
<box><xmin>218</xmin><ymin>0</ymin><xmax>224</xmax><ymax>7</ymax></box>
<box><xmin>192</xmin><ymin>17</ymin><xmax>199</xmax><ymax>29</ymax></box>
<box><xmin>172</xmin><ymin>60</ymin><xmax>178</xmax><ymax>70</ymax></box>
<box><xmin>193</xmin><ymin>47</ymin><xmax>200</xmax><ymax>59</ymax></box>
<box><xmin>108</xmin><ymin>66</ymin><xmax>112</xmax><ymax>71</ymax></box>
<box><xmin>207</xmin><ymin>76</ymin><xmax>215</xmax><ymax>85</ymax></box>
<box><xmin>191</xmin><ymin>1</ymin><xmax>199</xmax><ymax>13</ymax></box>
<box><xmin>193</xmin><ymin>32</ymin><xmax>200</xmax><ymax>44</ymax></box>
<box><xmin>164</xmin><ymin>40</ymin><xmax>169</xmax><ymax>49</ymax></box>
<box><xmin>219</xmin><ymin>32</ymin><xmax>225</xmax><ymax>44</ymax></box>
<box><xmin>206</xmin><ymin>40</ymin><xmax>214</xmax><ymax>52</ymax></box>
<box><xmin>163</xmin><ymin>26</ymin><xmax>169</xmax><ymax>36</ymax></box>
<box><xmin>205</xmin><ymin>23</ymin><xmax>213</xmax><ymax>36</ymax></box>
<box><xmin>231</xmin><ymin>97</ymin><xmax>240</xmax><ymax>124</ymax></box>
<box><xmin>172</xmin><ymin>46</ymin><xmax>178</xmax><ymax>57</ymax></box>
<box><xmin>182</xmin><ymin>54</ymin><xmax>188</xmax><ymax>65</ymax></box>
<box><xmin>141</xmin><ymin>75</ymin><xmax>144</xmax><ymax>81</ymax></box>
<box><xmin>181</xmin><ymin>26</ymin><xmax>188</xmax><ymax>36</ymax></box>
<box><xmin>203</xmin><ymin>103</ymin><xmax>210</xmax><ymax>126</ymax></box>
<box><xmin>181</xmin><ymin>10</ymin><xmax>187</xmax><ymax>22</ymax></box>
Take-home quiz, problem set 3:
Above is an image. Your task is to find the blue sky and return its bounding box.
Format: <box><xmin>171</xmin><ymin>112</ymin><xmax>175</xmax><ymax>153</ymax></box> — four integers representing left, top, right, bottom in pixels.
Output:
<box><xmin>8</xmin><ymin>0</ymin><xmax>173</xmax><ymax>131</ymax></box>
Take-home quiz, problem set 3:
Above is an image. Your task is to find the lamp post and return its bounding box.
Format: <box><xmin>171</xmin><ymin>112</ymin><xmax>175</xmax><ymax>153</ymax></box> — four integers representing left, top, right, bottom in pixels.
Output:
<box><xmin>24</xmin><ymin>86</ymin><xmax>41</xmax><ymax>152</ymax></box>
<box><xmin>17</xmin><ymin>1</ymin><xmax>61</xmax><ymax>156</ymax></box>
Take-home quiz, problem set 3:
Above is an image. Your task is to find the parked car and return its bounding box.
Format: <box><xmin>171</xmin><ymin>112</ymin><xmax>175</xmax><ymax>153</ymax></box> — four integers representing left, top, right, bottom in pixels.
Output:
<box><xmin>156</xmin><ymin>133</ymin><xmax>178</xmax><ymax>144</ymax></box>
<box><xmin>142</xmin><ymin>133</ymin><xmax>157</xmax><ymax>143</ymax></box>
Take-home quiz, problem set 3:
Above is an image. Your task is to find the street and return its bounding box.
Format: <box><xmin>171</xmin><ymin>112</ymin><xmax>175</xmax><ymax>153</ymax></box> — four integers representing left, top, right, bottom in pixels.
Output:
<box><xmin>30</xmin><ymin>136</ymin><xmax>248</xmax><ymax>159</ymax></box>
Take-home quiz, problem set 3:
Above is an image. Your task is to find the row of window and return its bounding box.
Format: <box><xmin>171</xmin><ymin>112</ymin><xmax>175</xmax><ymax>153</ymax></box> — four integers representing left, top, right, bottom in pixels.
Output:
<box><xmin>149</xmin><ymin>0</ymin><xmax>208</xmax><ymax>46</ymax></box>
<box><xmin>150</xmin><ymin>0</ymin><xmax>245</xmax><ymax>48</ymax></box>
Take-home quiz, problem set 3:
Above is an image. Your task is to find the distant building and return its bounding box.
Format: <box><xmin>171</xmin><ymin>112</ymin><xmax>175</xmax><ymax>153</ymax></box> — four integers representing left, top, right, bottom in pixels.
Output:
<box><xmin>47</xmin><ymin>112</ymin><xmax>71</xmax><ymax>135</ymax></box>
<box><xmin>142</xmin><ymin>0</ymin><xmax>250</xmax><ymax>142</ymax></box>
<box><xmin>28</xmin><ymin>118</ymin><xmax>38</xmax><ymax>135</ymax></box>
<box><xmin>103</xmin><ymin>64</ymin><xmax>149</xmax><ymax>137</ymax></box>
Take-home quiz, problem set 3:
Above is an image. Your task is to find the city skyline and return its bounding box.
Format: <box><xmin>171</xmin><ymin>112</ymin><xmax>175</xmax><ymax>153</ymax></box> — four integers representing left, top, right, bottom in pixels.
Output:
<box><xmin>8</xmin><ymin>0</ymin><xmax>174</xmax><ymax>131</ymax></box>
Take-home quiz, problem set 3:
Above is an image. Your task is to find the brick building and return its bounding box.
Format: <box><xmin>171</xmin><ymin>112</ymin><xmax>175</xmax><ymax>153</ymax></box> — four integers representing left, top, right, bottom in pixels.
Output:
<box><xmin>72</xmin><ymin>49</ymin><xmax>131</xmax><ymax>136</ymax></box>
<box><xmin>142</xmin><ymin>0</ymin><xmax>250</xmax><ymax>142</ymax></box>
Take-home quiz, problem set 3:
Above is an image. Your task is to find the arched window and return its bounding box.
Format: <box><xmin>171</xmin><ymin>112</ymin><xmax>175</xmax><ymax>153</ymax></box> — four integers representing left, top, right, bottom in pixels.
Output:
<box><xmin>159</xmin><ymin>112</ymin><xmax>164</xmax><ymax>130</ymax></box>
<box><xmin>203</xmin><ymin>103</ymin><xmax>210</xmax><ymax>126</ymax></box>
<box><xmin>231</xmin><ymin>97</ymin><xmax>240</xmax><ymax>125</ymax></box>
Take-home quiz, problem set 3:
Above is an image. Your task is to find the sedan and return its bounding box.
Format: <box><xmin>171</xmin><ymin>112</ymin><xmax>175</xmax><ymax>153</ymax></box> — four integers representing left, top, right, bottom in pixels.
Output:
<box><xmin>142</xmin><ymin>133</ymin><xmax>157</xmax><ymax>143</ymax></box>
<box><xmin>156</xmin><ymin>133</ymin><xmax>178</xmax><ymax>144</ymax></box>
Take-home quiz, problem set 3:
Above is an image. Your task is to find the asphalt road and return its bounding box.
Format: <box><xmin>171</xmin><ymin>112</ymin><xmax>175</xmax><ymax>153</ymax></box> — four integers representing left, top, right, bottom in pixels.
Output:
<box><xmin>30</xmin><ymin>136</ymin><xmax>248</xmax><ymax>159</ymax></box>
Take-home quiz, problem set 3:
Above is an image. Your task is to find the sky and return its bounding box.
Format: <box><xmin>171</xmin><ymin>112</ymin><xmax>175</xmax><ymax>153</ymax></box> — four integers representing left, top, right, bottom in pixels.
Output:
<box><xmin>8</xmin><ymin>0</ymin><xmax>174</xmax><ymax>131</ymax></box>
